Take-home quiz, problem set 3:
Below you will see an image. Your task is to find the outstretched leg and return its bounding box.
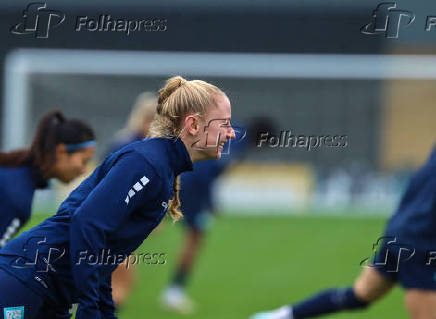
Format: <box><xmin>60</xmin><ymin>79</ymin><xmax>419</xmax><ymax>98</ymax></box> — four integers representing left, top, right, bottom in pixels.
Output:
<box><xmin>250</xmin><ymin>266</ymin><xmax>394</xmax><ymax>319</ymax></box>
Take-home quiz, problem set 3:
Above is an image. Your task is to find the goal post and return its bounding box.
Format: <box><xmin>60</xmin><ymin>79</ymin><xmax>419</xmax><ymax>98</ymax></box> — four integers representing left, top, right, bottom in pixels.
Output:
<box><xmin>5</xmin><ymin>49</ymin><xmax>436</xmax><ymax>151</ymax></box>
<box><xmin>3</xmin><ymin>49</ymin><xmax>435</xmax><ymax>215</ymax></box>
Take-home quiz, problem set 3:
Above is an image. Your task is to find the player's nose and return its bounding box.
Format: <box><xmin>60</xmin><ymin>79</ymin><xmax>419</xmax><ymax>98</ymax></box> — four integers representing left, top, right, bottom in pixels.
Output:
<box><xmin>228</xmin><ymin>126</ymin><xmax>236</xmax><ymax>140</ymax></box>
<box><xmin>80</xmin><ymin>165</ymin><xmax>87</xmax><ymax>175</ymax></box>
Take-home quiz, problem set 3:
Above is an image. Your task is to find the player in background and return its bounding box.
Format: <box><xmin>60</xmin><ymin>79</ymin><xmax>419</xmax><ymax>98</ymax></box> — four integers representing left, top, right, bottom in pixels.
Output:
<box><xmin>160</xmin><ymin>117</ymin><xmax>273</xmax><ymax>314</ymax></box>
<box><xmin>107</xmin><ymin>92</ymin><xmax>157</xmax><ymax>155</ymax></box>
<box><xmin>0</xmin><ymin>76</ymin><xmax>235</xmax><ymax>319</ymax></box>
<box><xmin>107</xmin><ymin>92</ymin><xmax>157</xmax><ymax>309</ymax></box>
<box><xmin>250</xmin><ymin>144</ymin><xmax>436</xmax><ymax>319</ymax></box>
<box><xmin>160</xmin><ymin>122</ymin><xmax>248</xmax><ymax>314</ymax></box>
<box><xmin>0</xmin><ymin>110</ymin><xmax>95</xmax><ymax>249</ymax></box>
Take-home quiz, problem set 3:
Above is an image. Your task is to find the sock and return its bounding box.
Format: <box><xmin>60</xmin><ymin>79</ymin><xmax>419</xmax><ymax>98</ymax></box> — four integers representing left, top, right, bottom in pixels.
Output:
<box><xmin>172</xmin><ymin>268</ymin><xmax>189</xmax><ymax>288</ymax></box>
<box><xmin>291</xmin><ymin>287</ymin><xmax>369</xmax><ymax>319</ymax></box>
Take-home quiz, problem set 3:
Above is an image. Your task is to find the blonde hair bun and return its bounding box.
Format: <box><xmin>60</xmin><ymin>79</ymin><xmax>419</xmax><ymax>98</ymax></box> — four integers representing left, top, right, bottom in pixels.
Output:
<box><xmin>157</xmin><ymin>76</ymin><xmax>187</xmax><ymax>107</ymax></box>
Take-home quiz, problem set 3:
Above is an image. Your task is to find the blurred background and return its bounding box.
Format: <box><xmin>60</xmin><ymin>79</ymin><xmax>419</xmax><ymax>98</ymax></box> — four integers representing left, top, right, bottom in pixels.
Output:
<box><xmin>1</xmin><ymin>0</ymin><xmax>436</xmax><ymax>318</ymax></box>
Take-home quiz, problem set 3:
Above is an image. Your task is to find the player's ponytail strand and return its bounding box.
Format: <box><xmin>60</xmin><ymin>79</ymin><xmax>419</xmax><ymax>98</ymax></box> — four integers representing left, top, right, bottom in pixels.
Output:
<box><xmin>0</xmin><ymin>110</ymin><xmax>65</xmax><ymax>169</ymax></box>
<box><xmin>168</xmin><ymin>175</ymin><xmax>182</xmax><ymax>221</ymax></box>
<box><xmin>30</xmin><ymin>110</ymin><xmax>66</xmax><ymax>175</ymax></box>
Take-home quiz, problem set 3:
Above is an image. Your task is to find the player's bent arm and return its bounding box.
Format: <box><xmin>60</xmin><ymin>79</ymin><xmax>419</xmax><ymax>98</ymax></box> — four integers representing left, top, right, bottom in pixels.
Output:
<box><xmin>70</xmin><ymin>152</ymin><xmax>161</xmax><ymax>319</ymax></box>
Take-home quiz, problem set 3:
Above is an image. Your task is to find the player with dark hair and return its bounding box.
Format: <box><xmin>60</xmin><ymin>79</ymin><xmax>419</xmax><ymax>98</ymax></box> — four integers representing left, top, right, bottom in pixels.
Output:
<box><xmin>0</xmin><ymin>110</ymin><xmax>96</xmax><ymax>249</ymax></box>
<box><xmin>0</xmin><ymin>76</ymin><xmax>235</xmax><ymax>319</ymax></box>
<box><xmin>251</xmin><ymin>144</ymin><xmax>436</xmax><ymax>319</ymax></box>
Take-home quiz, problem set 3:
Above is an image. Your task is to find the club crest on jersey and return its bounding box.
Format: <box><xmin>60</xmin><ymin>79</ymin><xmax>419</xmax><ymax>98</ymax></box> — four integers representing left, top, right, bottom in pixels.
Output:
<box><xmin>3</xmin><ymin>306</ymin><xmax>24</xmax><ymax>319</ymax></box>
<box><xmin>125</xmin><ymin>176</ymin><xmax>149</xmax><ymax>205</ymax></box>
<box><xmin>162</xmin><ymin>201</ymin><xmax>168</xmax><ymax>211</ymax></box>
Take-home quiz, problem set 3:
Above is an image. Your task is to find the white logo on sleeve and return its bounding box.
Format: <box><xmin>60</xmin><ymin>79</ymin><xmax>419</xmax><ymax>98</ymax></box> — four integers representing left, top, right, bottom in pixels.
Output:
<box><xmin>0</xmin><ymin>218</ymin><xmax>21</xmax><ymax>248</ymax></box>
<box><xmin>125</xmin><ymin>176</ymin><xmax>150</xmax><ymax>205</ymax></box>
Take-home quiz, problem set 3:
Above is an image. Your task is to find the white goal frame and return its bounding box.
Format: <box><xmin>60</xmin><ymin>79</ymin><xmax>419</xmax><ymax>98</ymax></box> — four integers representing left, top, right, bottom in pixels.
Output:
<box><xmin>4</xmin><ymin>49</ymin><xmax>436</xmax><ymax>150</ymax></box>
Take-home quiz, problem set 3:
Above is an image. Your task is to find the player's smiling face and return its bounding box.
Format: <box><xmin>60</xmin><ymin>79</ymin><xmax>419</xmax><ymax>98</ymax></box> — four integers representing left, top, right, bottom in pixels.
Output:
<box><xmin>195</xmin><ymin>94</ymin><xmax>235</xmax><ymax>160</ymax></box>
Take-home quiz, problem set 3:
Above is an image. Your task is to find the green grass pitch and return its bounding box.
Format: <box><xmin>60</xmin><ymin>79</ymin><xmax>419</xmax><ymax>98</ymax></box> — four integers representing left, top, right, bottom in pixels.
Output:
<box><xmin>22</xmin><ymin>213</ymin><xmax>406</xmax><ymax>319</ymax></box>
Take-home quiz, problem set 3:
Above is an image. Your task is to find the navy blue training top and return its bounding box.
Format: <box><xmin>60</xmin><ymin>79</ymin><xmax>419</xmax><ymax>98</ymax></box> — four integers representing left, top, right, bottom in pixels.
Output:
<box><xmin>0</xmin><ymin>137</ymin><xmax>193</xmax><ymax>319</ymax></box>
<box><xmin>106</xmin><ymin>128</ymin><xmax>248</xmax><ymax>220</ymax></box>
<box><xmin>0</xmin><ymin>165</ymin><xmax>47</xmax><ymax>248</ymax></box>
<box><xmin>384</xmin><ymin>144</ymin><xmax>436</xmax><ymax>250</ymax></box>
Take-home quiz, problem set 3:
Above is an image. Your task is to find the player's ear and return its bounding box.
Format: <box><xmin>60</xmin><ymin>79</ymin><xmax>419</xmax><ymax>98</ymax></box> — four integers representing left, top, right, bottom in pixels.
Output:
<box><xmin>184</xmin><ymin>114</ymin><xmax>200</xmax><ymax>136</ymax></box>
<box><xmin>55</xmin><ymin>143</ymin><xmax>68</xmax><ymax>155</ymax></box>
